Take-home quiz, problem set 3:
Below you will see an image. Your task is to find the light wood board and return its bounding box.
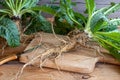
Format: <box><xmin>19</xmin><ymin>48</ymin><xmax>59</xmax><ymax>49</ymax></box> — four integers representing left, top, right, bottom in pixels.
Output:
<box><xmin>0</xmin><ymin>62</ymin><xmax>120</xmax><ymax>80</ymax></box>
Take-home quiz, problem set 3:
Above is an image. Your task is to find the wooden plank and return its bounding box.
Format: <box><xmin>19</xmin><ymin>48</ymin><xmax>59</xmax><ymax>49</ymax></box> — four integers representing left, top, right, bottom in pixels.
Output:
<box><xmin>20</xmin><ymin>32</ymin><xmax>120</xmax><ymax>74</ymax></box>
<box><xmin>90</xmin><ymin>63</ymin><xmax>120</xmax><ymax>80</ymax></box>
<box><xmin>0</xmin><ymin>63</ymin><xmax>120</xmax><ymax>80</ymax></box>
<box><xmin>0</xmin><ymin>63</ymin><xmax>78</xmax><ymax>80</ymax></box>
<box><xmin>20</xmin><ymin>32</ymin><xmax>98</xmax><ymax>73</ymax></box>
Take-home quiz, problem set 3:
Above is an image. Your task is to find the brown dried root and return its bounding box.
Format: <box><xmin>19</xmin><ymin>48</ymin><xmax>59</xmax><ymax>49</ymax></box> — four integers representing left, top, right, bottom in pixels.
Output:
<box><xmin>12</xmin><ymin>29</ymin><xmax>102</xmax><ymax>80</ymax></box>
<box><xmin>1</xmin><ymin>42</ymin><xmax>7</xmax><ymax>55</ymax></box>
<box><xmin>20</xmin><ymin>33</ymin><xmax>36</xmax><ymax>44</ymax></box>
<box><xmin>12</xmin><ymin>32</ymin><xmax>78</xmax><ymax>80</ymax></box>
<box><xmin>0</xmin><ymin>38</ymin><xmax>9</xmax><ymax>55</ymax></box>
<box><xmin>12</xmin><ymin>41</ymin><xmax>77</xmax><ymax>80</ymax></box>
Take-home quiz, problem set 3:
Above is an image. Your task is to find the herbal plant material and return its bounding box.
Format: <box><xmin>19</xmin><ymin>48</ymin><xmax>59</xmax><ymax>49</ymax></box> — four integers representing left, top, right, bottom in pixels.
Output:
<box><xmin>0</xmin><ymin>0</ymin><xmax>38</xmax><ymax>46</ymax></box>
<box><xmin>13</xmin><ymin>1</ymin><xmax>120</xmax><ymax>79</ymax></box>
<box><xmin>47</xmin><ymin>0</ymin><xmax>120</xmax><ymax>61</ymax></box>
<box><xmin>24</xmin><ymin>14</ymin><xmax>52</xmax><ymax>35</ymax></box>
<box><xmin>32</xmin><ymin>0</ymin><xmax>86</xmax><ymax>35</ymax></box>
<box><xmin>84</xmin><ymin>0</ymin><xmax>120</xmax><ymax>60</ymax></box>
<box><xmin>42</xmin><ymin>0</ymin><xmax>120</xmax><ymax>60</ymax></box>
<box><xmin>0</xmin><ymin>0</ymin><xmax>52</xmax><ymax>47</ymax></box>
<box><xmin>52</xmin><ymin>0</ymin><xmax>86</xmax><ymax>34</ymax></box>
<box><xmin>51</xmin><ymin>0</ymin><xmax>86</xmax><ymax>33</ymax></box>
<box><xmin>0</xmin><ymin>18</ymin><xmax>20</xmax><ymax>47</ymax></box>
<box><xmin>0</xmin><ymin>0</ymin><xmax>39</xmax><ymax>33</ymax></box>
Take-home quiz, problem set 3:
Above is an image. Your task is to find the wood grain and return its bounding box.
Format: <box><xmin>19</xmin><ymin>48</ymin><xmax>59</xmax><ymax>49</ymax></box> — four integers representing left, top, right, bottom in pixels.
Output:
<box><xmin>0</xmin><ymin>63</ymin><xmax>120</xmax><ymax>80</ymax></box>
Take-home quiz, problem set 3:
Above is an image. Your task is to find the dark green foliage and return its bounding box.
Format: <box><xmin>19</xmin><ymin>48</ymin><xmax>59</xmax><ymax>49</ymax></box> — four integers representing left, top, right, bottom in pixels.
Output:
<box><xmin>0</xmin><ymin>0</ymin><xmax>53</xmax><ymax>47</ymax></box>
<box><xmin>24</xmin><ymin>0</ymin><xmax>84</xmax><ymax>35</ymax></box>
<box><xmin>51</xmin><ymin>0</ymin><xmax>86</xmax><ymax>34</ymax></box>
<box><xmin>0</xmin><ymin>0</ymin><xmax>6</xmax><ymax>7</ymax></box>
<box><xmin>0</xmin><ymin>18</ymin><xmax>20</xmax><ymax>47</ymax></box>
<box><xmin>53</xmin><ymin>16</ymin><xmax>75</xmax><ymax>35</ymax></box>
<box><xmin>25</xmin><ymin>15</ymin><xmax>52</xmax><ymax>34</ymax></box>
<box><xmin>58</xmin><ymin>0</ymin><xmax>85</xmax><ymax>28</ymax></box>
<box><xmin>32</xmin><ymin>0</ymin><xmax>86</xmax><ymax>34</ymax></box>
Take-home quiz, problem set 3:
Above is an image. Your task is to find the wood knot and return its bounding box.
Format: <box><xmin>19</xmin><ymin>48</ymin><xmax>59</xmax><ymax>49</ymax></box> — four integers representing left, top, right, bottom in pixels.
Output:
<box><xmin>82</xmin><ymin>74</ymin><xmax>91</xmax><ymax>79</ymax></box>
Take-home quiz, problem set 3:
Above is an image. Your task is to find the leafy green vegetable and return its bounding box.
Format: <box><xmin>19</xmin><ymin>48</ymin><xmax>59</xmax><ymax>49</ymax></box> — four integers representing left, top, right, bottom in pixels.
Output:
<box><xmin>0</xmin><ymin>18</ymin><xmax>20</xmax><ymax>47</ymax></box>
<box><xmin>0</xmin><ymin>0</ymin><xmax>54</xmax><ymax>47</ymax></box>
<box><xmin>84</xmin><ymin>0</ymin><xmax>120</xmax><ymax>60</ymax></box>
<box><xmin>0</xmin><ymin>0</ymin><xmax>39</xmax><ymax>19</ymax></box>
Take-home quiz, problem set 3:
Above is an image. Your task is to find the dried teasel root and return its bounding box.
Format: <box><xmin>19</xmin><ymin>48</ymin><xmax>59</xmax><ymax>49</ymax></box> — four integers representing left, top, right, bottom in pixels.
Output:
<box><xmin>13</xmin><ymin>29</ymin><xmax>102</xmax><ymax>80</ymax></box>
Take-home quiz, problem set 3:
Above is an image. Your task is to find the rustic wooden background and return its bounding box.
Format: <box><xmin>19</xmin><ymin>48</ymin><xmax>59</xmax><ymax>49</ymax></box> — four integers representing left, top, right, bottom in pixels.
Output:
<box><xmin>39</xmin><ymin>0</ymin><xmax>120</xmax><ymax>18</ymax></box>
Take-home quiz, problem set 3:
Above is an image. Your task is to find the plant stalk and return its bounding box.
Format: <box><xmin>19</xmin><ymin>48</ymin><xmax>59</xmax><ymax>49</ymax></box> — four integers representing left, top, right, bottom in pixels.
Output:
<box><xmin>84</xmin><ymin>16</ymin><xmax>93</xmax><ymax>38</ymax></box>
<box><xmin>13</xmin><ymin>19</ymin><xmax>23</xmax><ymax>41</ymax></box>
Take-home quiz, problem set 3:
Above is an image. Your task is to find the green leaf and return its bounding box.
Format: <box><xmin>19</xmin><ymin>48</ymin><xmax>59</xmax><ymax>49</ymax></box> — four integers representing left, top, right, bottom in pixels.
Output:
<box><xmin>0</xmin><ymin>0</ymin><xmax>6</xmax><ymax>7</ymax></box>
<box><xmin>93</xmin><ymin>19</ymin><xmax>108</xmax><ymax>33</ymax></box>
<box><xmin>85</xmin><ymin>0</ymin><xmax>96</xmax><ymax>36</ymax></box>
<box><xmin>95</xmin><ymin>32</ymin><xmax>120</xmax><ymax>50</ymax></box>
<box><xmin>90</xmin><ymin>12</ymin><xmax>120</xmax><ymax>33</ymax></box>
<box><xmin>53</xmin><ymin>16</ymin><xmax>75</xmax><ymax>35</ymax></box>
<box><xmin>90</xmin><ymin>12</ymin><xmax>108</xmax><ymax>33</ymax></box>
<box><xmin>0</xmin><ymin>0</ymin><xmax>40</xmax><ymax>18</ymax></box>
<box><xmin>73</xmin><ymin>11</ymin><xmax>86</xmax><ymax>25</ymax></box>
<box><xmin>104</xmin><ymin>3</ymin><xmax>120</xmax><ymax>15</ymax></box>
<box><xmin>96</xmin><ymin>37</ymin><xmax>120</xmax><ymax>61</ymax></box>
<box><xmin>31</xmin><ymin>5</ymin><xmax>57</xmax><ymax>15</ymax></box>
<box><xmin>110</xmin><ymin>19</ymin><xmax>120</xmax><ymax>26</ymax></box>
<box><xmin>59</xmin><ymin>0</ymin><xmax>82</xmax><ymax>27</ymax></box>
<box><xmin>85</xmin><ymin>0</ymin><xmax>95</xmax><ymax>16</ymax></box>
<box><xmin>84</xmin><ymin>0</ymin><xmax>120</xmax><ymax>60</ymax></box>
<box><xmin>25</xmin><ymin>15</ymin><xmax>52</xmax><ymax>34</ymax></box>
<box><xmin>0</xmin><ymin>18</ymin><xmax>20</xmax><ymax>47</ymax></box>
<box><xmin>99</xmin><ymin>24</ymin><xmax>117</xmax><ymax>32</ymax></box>
<box><xmin>95</xmin><ymin>31</ymin><xmax>120</xmax><ymax>60</ymax></box>
<box><xmin>23</xmin><ymin>0</ymin><xmax>39</xmax><ymax>8</ymax></box>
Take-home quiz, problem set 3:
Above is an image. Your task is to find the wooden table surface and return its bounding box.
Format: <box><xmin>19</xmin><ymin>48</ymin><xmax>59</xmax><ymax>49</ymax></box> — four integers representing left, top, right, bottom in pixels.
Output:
<box><xmin>0</xmin><ymin>62</ymin><xmax>120</xmax><ymax>80</ymax></box>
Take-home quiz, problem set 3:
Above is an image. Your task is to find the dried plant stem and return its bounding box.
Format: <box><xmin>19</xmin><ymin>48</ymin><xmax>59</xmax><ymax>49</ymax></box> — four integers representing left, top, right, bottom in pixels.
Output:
<box><xmin>1</xmin><ymin>42</ymin><xmax>7</xmax><ymax>55</ymax></box>
<box><xmin>51</xmin><ymin>22</ymin><xmax>67</xmax><ymax>44</ymax></box>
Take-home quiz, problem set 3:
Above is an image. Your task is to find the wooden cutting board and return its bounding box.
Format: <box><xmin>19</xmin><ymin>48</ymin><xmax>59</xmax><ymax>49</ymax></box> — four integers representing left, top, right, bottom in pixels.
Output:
<box><xmin>20</xmin><ymin>32</ymin><xmax>120</xmax><ymax>73</ymax></box>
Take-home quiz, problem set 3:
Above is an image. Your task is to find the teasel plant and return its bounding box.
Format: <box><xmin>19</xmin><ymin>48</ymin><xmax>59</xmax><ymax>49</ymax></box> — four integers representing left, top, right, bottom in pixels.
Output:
<box><xmin>84</xmin><ymin>0</ymin><xmax>120</xmax><ymax>60</ymax></box>
<box><xmin>0</xmin><ymin>0</ymin><xmax>52</xmax><ymax>47</ymax></box>
<box><xmin>31</xmin><ymin>0</ymin><xmax>120</xmax><ymax>60</ymax></box>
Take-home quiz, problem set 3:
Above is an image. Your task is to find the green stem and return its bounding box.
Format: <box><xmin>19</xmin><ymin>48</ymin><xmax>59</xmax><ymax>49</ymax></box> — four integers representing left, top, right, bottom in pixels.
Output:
<box><xmin>66</xmin><ymin>8</ymin><xmax>83</xmax><ymax>27</ymax></box>
<box><xmin>84</xmin><ymin>16</ymin><xmax>93</xmax><ymax>37</ymax></box>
